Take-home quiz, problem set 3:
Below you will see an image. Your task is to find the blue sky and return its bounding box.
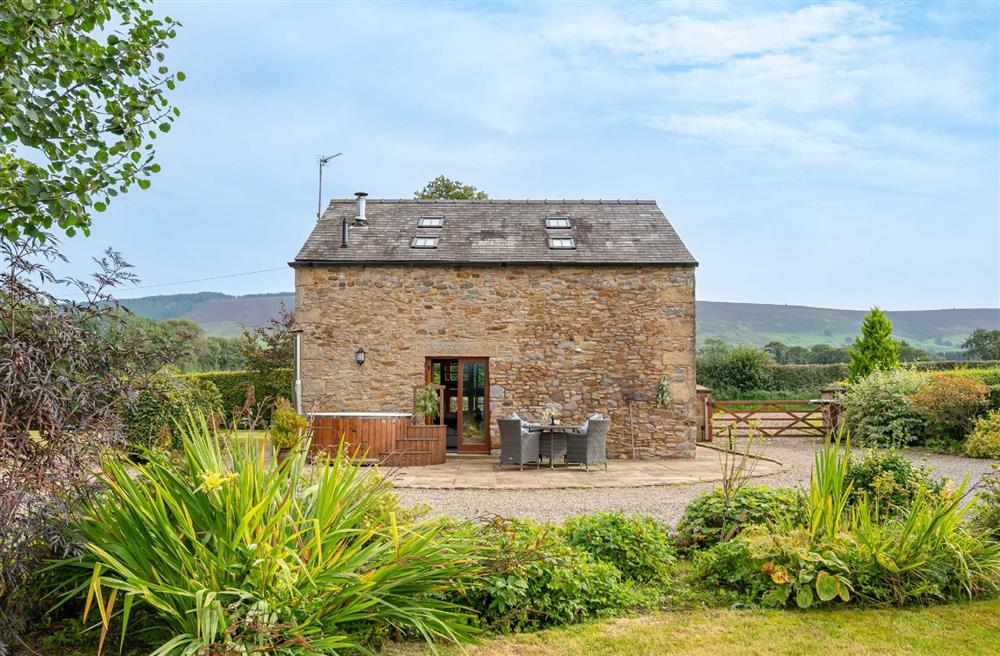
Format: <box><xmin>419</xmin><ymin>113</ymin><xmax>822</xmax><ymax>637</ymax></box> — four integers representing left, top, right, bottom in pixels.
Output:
<box><xmin>55</xmin><ymin>0</ymin><xmax>999</xmax><ymax>310</ymax></box>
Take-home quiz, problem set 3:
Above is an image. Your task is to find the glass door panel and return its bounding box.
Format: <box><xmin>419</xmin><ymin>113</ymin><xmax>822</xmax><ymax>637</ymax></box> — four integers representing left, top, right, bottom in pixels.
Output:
<box><xmin>427</xmin><ymin>358</ymin><xmax>459</xmax><ymax>450</ymax></box>
<box><xmin>459</xmin><ymin>359</ymin><xmax>488</xmax><ymax>451</ymax></box>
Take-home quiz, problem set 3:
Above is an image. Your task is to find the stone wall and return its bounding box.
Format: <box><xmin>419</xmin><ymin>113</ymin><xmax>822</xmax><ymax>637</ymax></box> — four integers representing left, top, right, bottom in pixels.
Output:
<box><xmin>294</xmin><ymin>264</ymin><xmax>697</xmax><ymax>458</ymax></box>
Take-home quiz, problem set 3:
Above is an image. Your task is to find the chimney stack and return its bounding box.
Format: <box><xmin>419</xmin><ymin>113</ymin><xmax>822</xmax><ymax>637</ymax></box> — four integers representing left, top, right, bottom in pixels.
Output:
<box><xmin>340</xmin><ymin>217</ymin><xmax>349</xmax><ymax>248</ymax></box>
<box><xmin>354</xmin><ymin>192</ymin><xmax>368</xmax><ymax>226</ymax></box>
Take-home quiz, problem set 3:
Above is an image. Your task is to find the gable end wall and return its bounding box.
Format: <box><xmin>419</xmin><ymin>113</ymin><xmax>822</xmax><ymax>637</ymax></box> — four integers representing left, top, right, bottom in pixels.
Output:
<box><xmin>295</xmin><ymin>264</ymin><xmax>696</xmax><ymax>458</ymax></box>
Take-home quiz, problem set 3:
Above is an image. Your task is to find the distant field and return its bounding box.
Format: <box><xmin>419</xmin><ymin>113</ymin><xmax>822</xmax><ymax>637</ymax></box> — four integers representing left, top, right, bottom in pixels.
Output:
<box><xmin>197</xmin><ymin>320</ymin><xmax>245</xmax><ymax>338</ymax></box>
<box><xmin>118</xmin><ymin>292</ymin><xmax>1000</xmax><ymax>350</ymax></box>
<box><xmin>697</xmin><ymin>301</ymin><xmax>998</xmax><ymax>354</ymax></box>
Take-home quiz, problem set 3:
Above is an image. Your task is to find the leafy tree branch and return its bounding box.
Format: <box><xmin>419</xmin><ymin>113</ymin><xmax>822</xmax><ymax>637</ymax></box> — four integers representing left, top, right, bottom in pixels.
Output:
<box><xmin>0</xmin><ymin>0</ymin><xmax>183</xmax><ymax>240</ymax></box>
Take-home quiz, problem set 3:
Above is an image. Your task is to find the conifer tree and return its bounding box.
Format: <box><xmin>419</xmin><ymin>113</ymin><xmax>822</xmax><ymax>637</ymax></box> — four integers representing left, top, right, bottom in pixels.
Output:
<box><xmin>848</xmin><ymin>307</ymin><xmax>899</xmax><ymax>382</ymax></box>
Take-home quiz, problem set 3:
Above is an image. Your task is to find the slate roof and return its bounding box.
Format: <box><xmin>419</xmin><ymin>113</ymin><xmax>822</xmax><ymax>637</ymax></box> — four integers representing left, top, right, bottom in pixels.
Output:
<box><xmin>291</xmin><ymin>199</ymin><xmax>697</xmax><ymax>267</ymax></box>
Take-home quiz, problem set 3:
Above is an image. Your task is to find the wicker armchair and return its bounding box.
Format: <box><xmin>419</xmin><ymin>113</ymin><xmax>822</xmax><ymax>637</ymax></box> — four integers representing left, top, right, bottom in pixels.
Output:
<box><xmin>565</xmin><ymin>419</ymin><xmax>609</xmax><ymax>470</ymax></box>
<box><xmin>498</xmin><ymin>419</ymin><xmax>539</xmax><ymax>470</ymax></box>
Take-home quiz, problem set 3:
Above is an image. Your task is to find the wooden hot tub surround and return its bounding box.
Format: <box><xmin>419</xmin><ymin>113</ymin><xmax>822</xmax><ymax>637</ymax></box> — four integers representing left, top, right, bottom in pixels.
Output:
<box><xmin>310</xmin><ymin>412</ymin><xmax>447</xmax><ymax>467</ymax></box>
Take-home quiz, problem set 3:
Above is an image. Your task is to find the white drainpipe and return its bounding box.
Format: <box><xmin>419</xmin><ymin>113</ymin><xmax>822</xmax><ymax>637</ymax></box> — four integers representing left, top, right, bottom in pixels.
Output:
<box><xmin>294</xmin><ymin>330</ymin><xmax>303</xmax><ymax>414</ymax></box>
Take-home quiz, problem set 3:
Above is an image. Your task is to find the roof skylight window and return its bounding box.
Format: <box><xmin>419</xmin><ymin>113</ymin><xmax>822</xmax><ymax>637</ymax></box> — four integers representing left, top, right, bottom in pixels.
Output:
<box><xmin>410</xmin><ymin>236</ymin><xmax>439</xmax><ymax>249</ymax></box>
<box><xmin>418</xmin><ymin>216</ymin><xmax>443</xmax><ymax>228</ymax></box>
<box><xmin>548</xmin><ymin>236</ymin><xmax>575</xmax><ymax>250</ymax></box>
<box><xmin>545</xmin><ymin>217</ymin><xmax>571</xmax><ymax>229</ymax></box>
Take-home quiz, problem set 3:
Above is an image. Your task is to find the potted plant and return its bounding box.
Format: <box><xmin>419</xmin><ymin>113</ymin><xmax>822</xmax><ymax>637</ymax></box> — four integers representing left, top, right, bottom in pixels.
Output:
<box><xmin>269</xmin><ymin>396</ymin><xmax>307</xmax><ymax>462</ymax></box>
<box><xmin>415</xmin><ymin>385</ymin><xmax>440</xmax><ymax>425</ymax></box>
<box><xmin>656</xmin><ymin>377</ymin><xmax>674</xmax><ymax>408</ymax></box>
<box><xmin>543</xmin><ymin>403</ymin><xmax>561</xmax><ymax>425</ymax></box>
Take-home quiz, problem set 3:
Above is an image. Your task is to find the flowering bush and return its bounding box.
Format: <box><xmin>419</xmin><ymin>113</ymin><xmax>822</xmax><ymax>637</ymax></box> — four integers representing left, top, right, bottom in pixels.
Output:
<box><xmin>693</xmin><ymin>527</ymin><xmax>853</xmax><ymax>608</ymax></box>
<box><xmin>842</xmin><ymin>369</ymin><xmax>925</xmax><ymax>447</ymax></box>
<box><xmin>965</xmin><ymin>411</ymin><xmax>1000</xmax><ymax>459</ymax></box>
<box><xmin>910</xmin><ymin>375</ymin><xmax>988</xmax><ymax>450</ymax></box>
<box><xmin>674</xmin><ymin>486</ymin><xmax>804</xmax><ymax>551</ymax></box>
<box><xmin>846</xmin><ymin>450</ymin><xmax>947</xmax><ymax>519</ymax></box>
<box><xmin>449</xmin><ymin>517</ymin><xmax>633</xmax><ymax>632</ymax></box>
<box><xmin>563</xmin><ymin>512</ymin><xmax>676</xmax><ymax>583</ymax></box>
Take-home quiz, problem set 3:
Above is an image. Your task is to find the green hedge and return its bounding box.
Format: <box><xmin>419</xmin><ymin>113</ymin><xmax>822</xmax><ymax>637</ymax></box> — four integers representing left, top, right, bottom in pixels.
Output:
<box><xmin>909</xmin><ymin>360</ymin><xmax>1000</xmax><ymax>372</ymax></box>
<box><xmin>710</xmin><ymin>361</ymin><xmax>1000</xmax><ymax>396</ymax></box>
<box><xmin>183</xmin><ymin>368</ymin><xmax>294</xmax><ymax>422</ymax></box>
<box><xmin>123</xmin><ymin>373</ymin><xmax>223</xmax><ymax>449</ymax></box>
<box><xmin>939</xmin><ymin>367</ymin><xmax>1000</xmax><ymax>385</ymax></box>
<box><xmin>768</xmin><ymin>364</ymin><xmax>848</xmax><ymax>391</ymax></box>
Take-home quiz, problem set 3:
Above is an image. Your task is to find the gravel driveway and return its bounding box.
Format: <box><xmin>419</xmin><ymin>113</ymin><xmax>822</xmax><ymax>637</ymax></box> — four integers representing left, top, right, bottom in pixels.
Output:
<box><xmin>395</xmin><ymin>439</ymin><xmax>998</xmax><ymax>527</ymax></box>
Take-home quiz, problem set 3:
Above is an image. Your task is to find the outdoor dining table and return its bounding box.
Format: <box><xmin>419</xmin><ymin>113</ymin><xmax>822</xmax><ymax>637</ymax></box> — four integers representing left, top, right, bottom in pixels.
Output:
<box><xmin>528</xmin><ymin>424</ymin><xmax>583</xmax><ymax>469</ymax></box>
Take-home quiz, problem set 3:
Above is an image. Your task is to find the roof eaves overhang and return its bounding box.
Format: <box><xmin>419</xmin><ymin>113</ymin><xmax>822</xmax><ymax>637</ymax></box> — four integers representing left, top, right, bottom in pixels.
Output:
<box><xmin>289</xmin><ymin>259</ymin><xmax>699</xmax><ymax>268</ymax></box>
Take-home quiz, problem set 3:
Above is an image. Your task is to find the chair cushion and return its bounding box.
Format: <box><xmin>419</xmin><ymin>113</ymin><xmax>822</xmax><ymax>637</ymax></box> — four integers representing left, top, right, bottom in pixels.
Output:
<box><xmin>577</xmin><ymin>414</ymin><xmax>606</xmax><ymax>435</ymax></box>
<box><xmin>507</xmin><ymin>411</ymin><xmax>537</xmax><ymax>431</ymax></box>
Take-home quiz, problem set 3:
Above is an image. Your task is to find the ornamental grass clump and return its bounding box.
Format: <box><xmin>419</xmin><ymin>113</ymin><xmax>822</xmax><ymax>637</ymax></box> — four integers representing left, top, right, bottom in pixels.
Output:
<box><xmin>847</xmin><ymin>484</ymin><xmax>1000</xmax><ymax>604</ymax></box>
<box><xmin>56</xmin><ymin>413</ymin><xmax>478</xmax><ymax>655</ymax></box>
<box><xmin>974</xmin><ymin>465</ymin><xmax>1000</xmax><ymax>540</ymax></box>
<box><xmin>693</xmin><ymin>434</ymin><xmax>1000</xmax><ymax>608</ymax></box>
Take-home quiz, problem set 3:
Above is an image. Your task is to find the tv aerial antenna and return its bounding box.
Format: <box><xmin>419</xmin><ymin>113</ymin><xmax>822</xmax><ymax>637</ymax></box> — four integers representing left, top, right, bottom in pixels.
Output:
<box><xmin>316</xmin><ymin>152</ymin><xmax>342</xmax><ymax>219</ymax></box>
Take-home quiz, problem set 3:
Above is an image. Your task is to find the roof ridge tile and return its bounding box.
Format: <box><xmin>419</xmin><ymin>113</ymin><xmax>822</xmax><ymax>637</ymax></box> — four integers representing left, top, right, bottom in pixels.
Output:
<box><xmin>325</xmin><ymin>198</ymin><xmax>658</xmax><ymax>205</ymax></box>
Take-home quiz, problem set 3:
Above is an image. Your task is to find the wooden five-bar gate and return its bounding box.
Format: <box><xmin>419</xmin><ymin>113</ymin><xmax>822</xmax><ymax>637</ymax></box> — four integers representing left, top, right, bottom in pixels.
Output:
<box><xmin>707</xmin><ymin>399</ymin><xmax>831</xmax><ymax>440</ymax></box>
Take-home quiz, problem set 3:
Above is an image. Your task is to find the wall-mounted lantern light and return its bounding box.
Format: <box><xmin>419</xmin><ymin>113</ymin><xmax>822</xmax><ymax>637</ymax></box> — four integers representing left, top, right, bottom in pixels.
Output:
<box><xmin>355</xmin><ymin>347</ymin><xmax>366</xmax><ymax>366</ymax></box>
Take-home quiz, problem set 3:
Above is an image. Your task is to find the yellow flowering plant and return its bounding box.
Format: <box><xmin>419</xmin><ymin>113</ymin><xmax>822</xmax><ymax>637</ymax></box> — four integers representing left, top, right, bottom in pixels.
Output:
<box><xmin>58</xmin><ymin>411</ymin><xmax>479</xmax><ymax>654</ymax></box>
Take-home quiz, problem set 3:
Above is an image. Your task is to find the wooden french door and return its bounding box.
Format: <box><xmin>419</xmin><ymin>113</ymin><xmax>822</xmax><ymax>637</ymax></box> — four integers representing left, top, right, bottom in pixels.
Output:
<box><xmin>426</xmin><ymin>357</ymin><xmax>490</xmax><ymax>453</ymax></box>
<box><xmin>458</xmin><ymin>358</ymin><xmax>490</xmax><ymax>452</ymax></box>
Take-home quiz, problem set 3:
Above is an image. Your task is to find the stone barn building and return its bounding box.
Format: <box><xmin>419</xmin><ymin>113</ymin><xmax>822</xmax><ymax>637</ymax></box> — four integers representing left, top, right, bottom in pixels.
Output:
<box><xmin>291</xmin><ymin>195</ymin><xmax>697</xmax><ymax>462</ymax></box>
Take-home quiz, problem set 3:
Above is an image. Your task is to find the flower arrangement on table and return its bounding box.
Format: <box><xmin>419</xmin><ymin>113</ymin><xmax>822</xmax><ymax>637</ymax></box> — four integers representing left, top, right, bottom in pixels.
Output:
<box><xmin>543</xmin><ymin>403</ymin><xmax>561</xmax><ymax>425</ymax></box>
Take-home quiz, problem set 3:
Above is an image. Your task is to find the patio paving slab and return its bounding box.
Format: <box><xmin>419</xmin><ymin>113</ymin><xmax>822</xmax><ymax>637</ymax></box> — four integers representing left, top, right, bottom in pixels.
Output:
<box><xmin>383</xmin><ymin>445</ymin><xmax>784</xmax><ymax>490</ymax></box>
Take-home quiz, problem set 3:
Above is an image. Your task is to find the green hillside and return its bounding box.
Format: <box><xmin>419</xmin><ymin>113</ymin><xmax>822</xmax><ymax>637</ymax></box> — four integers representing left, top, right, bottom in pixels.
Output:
<box><xmin>120</xmin><ymin>292</ymin><xmax>294</xmax><ymax>337</ymax></box>
<box><xmin>697</xmin><ymin>302</ymin><xmax>999</xmax><ymax>353</ymax></box>
<box><xmin>117</xmin><ymin>291</ymin><xmax>231</xmax><ymax>322</ymax></box>
<box><xmin>118</xmin><ymin>292</ymin><xmax>999</xmax><ymax>351</ymax></box>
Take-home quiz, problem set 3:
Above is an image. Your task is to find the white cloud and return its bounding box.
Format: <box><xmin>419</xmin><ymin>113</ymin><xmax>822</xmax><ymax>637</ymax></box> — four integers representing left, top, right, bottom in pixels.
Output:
<box><xmin>540</xmin><ymin>2</ymin><xmax>890</xmax><ymax>65</ymax></box>
<box><xmin>54</xmin><ymin>1</ymin><xmax>997</xmax><ymax>309</ymax></box>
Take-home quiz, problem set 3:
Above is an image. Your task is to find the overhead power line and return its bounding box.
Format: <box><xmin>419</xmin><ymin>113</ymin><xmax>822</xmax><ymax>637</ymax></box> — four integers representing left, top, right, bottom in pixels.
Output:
<box><xmin>124</xmin><ymin>266</ymin><xmax>289</xmax><ymax>292</ymax></box>
<box><xmin>65</xmin><ymin>265</ymin><xmax>290</xmax><ymax>300</ymax></box>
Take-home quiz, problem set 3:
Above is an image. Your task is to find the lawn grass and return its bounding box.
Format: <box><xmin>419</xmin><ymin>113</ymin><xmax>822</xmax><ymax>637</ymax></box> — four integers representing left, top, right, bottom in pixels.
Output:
<box><xmin>29</xmin><ymin>601</ymin><xmax>999</xmax><ymax>655</ymax></box>
<box><xmin>385</xmin><ymin>600</ymin><xmax>1000</xmax><ymax>656</ymax></box>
